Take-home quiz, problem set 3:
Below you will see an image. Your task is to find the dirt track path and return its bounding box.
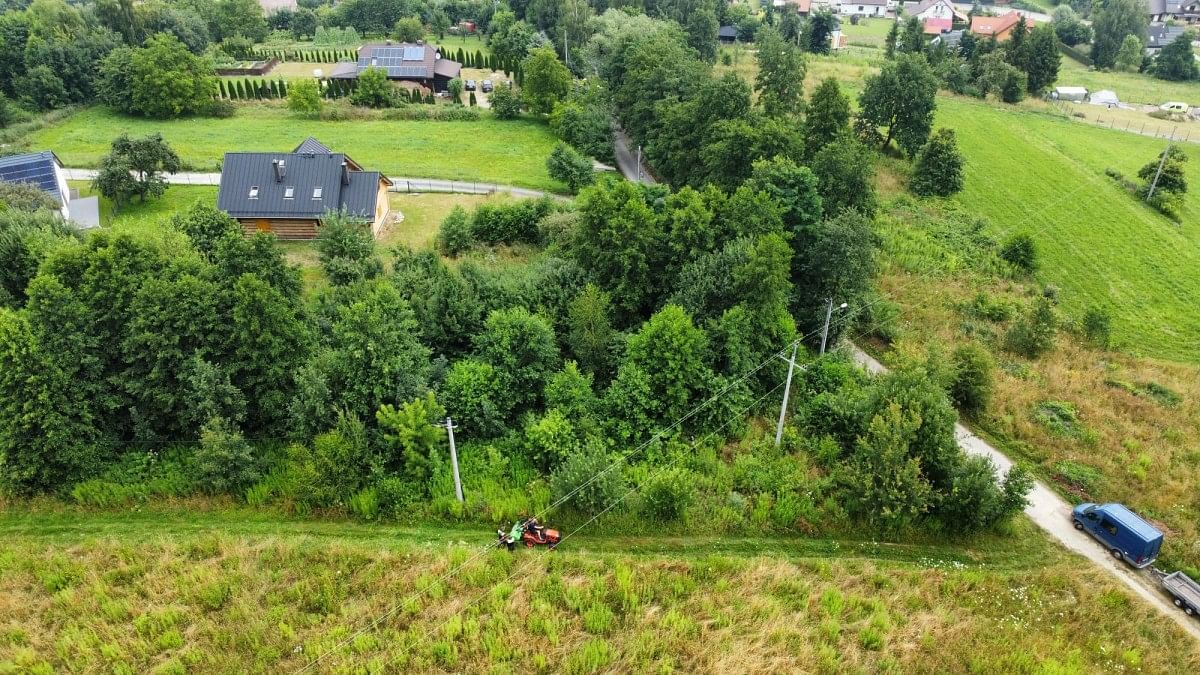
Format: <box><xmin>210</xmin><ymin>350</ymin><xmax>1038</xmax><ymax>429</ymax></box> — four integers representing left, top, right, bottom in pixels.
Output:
<box><xmin>849</xmin><ymin>345</ymin><xmax>1200</xmax><ymax>641</ymax></box>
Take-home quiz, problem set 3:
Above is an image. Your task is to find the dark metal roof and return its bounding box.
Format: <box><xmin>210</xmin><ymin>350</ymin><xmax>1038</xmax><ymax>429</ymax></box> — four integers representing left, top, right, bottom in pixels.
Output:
<box><xmin>0</xmin><ymin>151</ymin><xmax>65</xmax><ymax>205</ymax></box>
<box><xmin>718</xmin><ymin>25</ymin><xmax>737</xmax><ymax>39</ymax></box>
<box><xmin>217</xmin><ymin>152</ymin><xmax>384</xmax><ymax>220</ymax></box>
<box><xmin>292</xmin><ymin>137</ymin><xmax>333</xmax><ymax>154</ymax></box>
<box><xmin>1147</xmin><ymin>23</ymin><xmax>1188</xmax><ymax>49</ymax></box>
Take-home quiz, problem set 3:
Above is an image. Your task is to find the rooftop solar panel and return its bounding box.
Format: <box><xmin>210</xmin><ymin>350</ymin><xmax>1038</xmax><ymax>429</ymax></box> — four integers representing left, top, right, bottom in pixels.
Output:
<box><xmin>0</xmin><ymin>152</ymin><xmax>62</xmax><ymax>203</ymax></box>
<box><xmin>403</xmin><ymin>46</ymin><xmax>424</xmax><ymax>61</ymax></box>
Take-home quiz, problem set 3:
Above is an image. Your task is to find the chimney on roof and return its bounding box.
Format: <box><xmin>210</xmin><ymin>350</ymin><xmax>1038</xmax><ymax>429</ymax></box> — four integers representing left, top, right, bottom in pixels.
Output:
<box><xmin>272</xmin><ymin>159</ymin><xmax>285</xmax><ymax>183</ymax></box>
<box><xmin>341</xmin><ymin>161</ymin><xmax>350</xmax><ymax>186</ymax></box>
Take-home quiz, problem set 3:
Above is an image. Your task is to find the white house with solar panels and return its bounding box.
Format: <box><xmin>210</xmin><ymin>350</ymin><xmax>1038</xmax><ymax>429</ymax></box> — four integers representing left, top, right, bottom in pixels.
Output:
<box><xmin>0</xmin><ymin>151</ymin><xmax>99</xmax><ymax>228</ymax></box>
<box><xmin>328</xmin><ymin>42</ymin><xmax>462</xmax><ymax>93</ymax></box>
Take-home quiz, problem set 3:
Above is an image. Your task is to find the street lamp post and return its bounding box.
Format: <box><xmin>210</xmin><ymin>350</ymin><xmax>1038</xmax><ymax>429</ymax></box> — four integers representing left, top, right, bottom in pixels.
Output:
<box><xmin>819</xmin><ymin>298</ymin><xmax>848</xmax><ymax>355</ymax></box>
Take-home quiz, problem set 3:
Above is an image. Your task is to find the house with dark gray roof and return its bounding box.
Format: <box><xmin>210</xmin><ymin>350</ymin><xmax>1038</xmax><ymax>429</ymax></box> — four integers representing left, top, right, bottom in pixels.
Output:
<box><xmin>329</xmin><ymin>42</ymin><xmax>462</xmax><ymax>93</ymax></box>
<box><xmin>1148</xmin><ymin>0</ymin><xmax>1200</xmax><ymax>22</ymax></box>
<box><xmin>217</xmin><ymin>138</ymin><xmax>393</xmax><ymax>240</ymax></box>
<box><xmin>718</xmin><ymin>25</ymin><xmax>738</xmax><ymax>43</ymax></box>
<box><xmin>1146</xmin><ymin>23</ymin><xmax>1192</xmax><ymax>54</ymax></box>
<box><xmin>0</xmin><ymin>150</ymin><xmax>99</xmax><ymax>228</ymax></box>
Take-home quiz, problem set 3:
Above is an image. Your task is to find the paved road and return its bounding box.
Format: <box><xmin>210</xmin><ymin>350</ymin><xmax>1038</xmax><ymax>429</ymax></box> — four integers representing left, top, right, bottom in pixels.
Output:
<box><xmin>613</xmin><ymin>128</ymin><xmax>657</xmax><ymax>185</ymax></box>
<box><xmin>62</xmin><ymin>169</ymin><xmax>560</xmax><ymax>200</ymax></box>
<box><xmin>849</xmin><ymin>345</ymin><xmax>1200</xmax><ymax>642</ymax></box>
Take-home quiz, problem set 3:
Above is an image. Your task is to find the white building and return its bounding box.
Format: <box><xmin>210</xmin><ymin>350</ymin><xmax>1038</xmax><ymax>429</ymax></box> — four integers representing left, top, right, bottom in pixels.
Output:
<box><xmin>840</xmin><ymin>0</ymin><xmax>888</xmax><ymax>16</ymax></box>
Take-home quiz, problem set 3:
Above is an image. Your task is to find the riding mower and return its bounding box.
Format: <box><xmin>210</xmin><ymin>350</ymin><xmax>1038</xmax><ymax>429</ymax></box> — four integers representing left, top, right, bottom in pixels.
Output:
<box><xmin>497</xmin><ymin>518</ymin><xmax>561</xmax><ymax>551</ymax></box>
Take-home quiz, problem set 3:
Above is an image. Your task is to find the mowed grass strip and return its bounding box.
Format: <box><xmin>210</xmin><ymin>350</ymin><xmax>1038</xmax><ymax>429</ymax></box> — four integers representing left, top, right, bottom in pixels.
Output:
<box><xmin>30</xmin><ymin>105</ymin><xmax>565</xmax><ymax>192</ymax></box>
<box><xmin>939</xmin><ymin>95</ymin><xmax>1200</xmax><ymax>362</ymax></box>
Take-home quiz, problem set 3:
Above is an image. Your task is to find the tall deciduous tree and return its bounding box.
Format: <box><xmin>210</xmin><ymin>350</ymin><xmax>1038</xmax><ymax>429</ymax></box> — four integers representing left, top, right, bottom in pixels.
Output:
<box><xmin>803</xmin><ymin>77</ymin><xmax>850</xmax><ymax>159</ymax></box>
<box><xmin>522</xmin><ymin>46</ymin><xmax>572</xmax><ymax>114</ymax></box>
<box><xmin>473</xmin><ymin>306</ymin><xmax>560</xmax><ymax>414</ymax></box>
<box><xmin>810</xmin><ymin>135</ymin><xmax>876</xmax><ymax>217</ymax></box>
<box><xmin>93</xmin><ymin>133</ymin><xmax>182</xmax><ymax>208</ymax></box>
<box><xmin>1023</xmin><ymin>24</ymin><xmax>1061</xmax><ymax>94</ymax></box>
<box><xmin>856</xmin><ymin>53</ymin><xmax>938</xmax><ymax>155</ymax></box>
<box><xmin>1091</xmin><ymin>0</ymin><xmax>1149</xmax><ymax>69</ymax></box>
<box><xmin>567</xmin><ymin>283</ymin><xmax>614</xmax><ymax>377</ymax></box>
<box><xmin>128</xmin><ymin>33</ymin><xmax>217</xmax><ymax>118</ymax></box>
<box><xmin>755</xmin><ymin>26</ymin><xmax>806</xmax><ymax>117</ymax></box>
<box><xmin>573</xmin><ymin>179</ymin><xmax>664</xmax><ymax>319</ymax></box>
<box><xmin>1114</xmin><ymin>34</ymin><xmax>1144</xmax><ymax>72</ymax></box>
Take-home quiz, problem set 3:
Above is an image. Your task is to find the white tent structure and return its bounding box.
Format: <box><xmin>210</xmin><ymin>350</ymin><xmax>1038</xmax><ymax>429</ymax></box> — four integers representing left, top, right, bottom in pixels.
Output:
<box><xmin>1052</xmin><ymin>86</ymin><xmax>1088</xmax><ymax>103</ymax></box>
<box><xmin>1088</xmin><ymin>90</ymin><xmax>1120</xmax><ymax>107</ymax></box>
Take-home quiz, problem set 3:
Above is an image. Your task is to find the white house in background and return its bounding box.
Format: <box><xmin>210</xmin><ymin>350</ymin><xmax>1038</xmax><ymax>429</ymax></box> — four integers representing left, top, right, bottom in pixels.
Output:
<box><xmin>840</xmin><ymin>0</ymin><xmax>888</xmax><ymax>16</ymax></box>
<box><xmin>257</xmin><ymin>0</ymin><xmax>297</xmax><ymax>14</ymax></box>
<box><xmin>0</xmin><ymin>151</ymin><xmax>99</xmax><ymax>228</ymax></box>
<box><xmin>901</xmin><ymin>0</ymin><xmax>966</xmax><ymax>22</ymax></box>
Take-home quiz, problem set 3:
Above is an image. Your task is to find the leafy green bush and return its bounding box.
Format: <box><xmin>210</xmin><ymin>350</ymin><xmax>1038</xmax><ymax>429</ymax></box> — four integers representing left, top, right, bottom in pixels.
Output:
<box><xmin>1082</xmin><ymin>306</ymin><xmax>1112</xmax><ymax>348</ymax></box>
<box><xmin>195</xmin><ymin>417</ymin><xmax>260</xmax><ymax>495</ymax></box>
<box><xmin>949</xmin><ymin>343</ymin><xmax>994</xmax><ymax>415</ymax></box>
<box><xmin>1000</xmin><ymin>233</ymin><xmax>1038</xmax><ymax>274</ymax></box>
<box><xmin>549</xmin><ymin>443</ymin><xmax>627</xmax><ymax>515</ymax></box>
<box><xmin>547</xmin><ymin>142</ymin><xmax>595</xmax><ymax>192</ymax></box>
<box><xmin>348</xmin><ymin>486</ymin><xmax>379</xmax><ymax>521</ymax></box>
<box><xmin>1005</xmin><ymin>297</ymin><xmax>1057</xmax><ymax>358</ymax></box>
<box><xmin>640</xmin><ymin>467</ymin><xmax>695</xmax><ymax>521</ymax></box>
<box><xmin>489</xmin><ymin>85</ymin><xmax>522</xmax><ymax>119</ymax></box>
<box><xmin>436</xmin><ymin>205</ymin><xmax>474</xmax><ymax>257</ymax></box>
<box><xmin>469</xmin><ymin>197</ymin><xmax>555</xmax><ymax>245</ymax></box>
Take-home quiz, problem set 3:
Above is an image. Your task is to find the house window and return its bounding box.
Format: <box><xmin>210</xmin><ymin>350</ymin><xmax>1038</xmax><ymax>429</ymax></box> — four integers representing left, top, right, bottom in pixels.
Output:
<box><xmin>312</xmin><ymin>187</ymin><xmax>323</xmax><ymax>200</ymax></box>
<box><xmin>284</xmin><ymin>186</ymin><xmax>295</xmax><ymax>199</ymax></box>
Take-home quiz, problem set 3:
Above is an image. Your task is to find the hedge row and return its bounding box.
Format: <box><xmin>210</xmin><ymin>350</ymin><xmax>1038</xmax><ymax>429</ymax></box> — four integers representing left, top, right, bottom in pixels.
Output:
<box><xmin>252</xmin><ymin>48</ymin><xmax>359</xmax><ymax>63</ymax></box>
<box><xmin>218</xmin><ymin>78</ymin><xmax>291</xmax><ymax>100</ymax></box>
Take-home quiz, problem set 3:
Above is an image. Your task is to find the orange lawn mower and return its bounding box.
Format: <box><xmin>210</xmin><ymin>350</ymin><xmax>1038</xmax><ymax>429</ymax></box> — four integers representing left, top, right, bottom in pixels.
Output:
<box><xmin>497</xmin><ymin>517</ymin><xmax>561</xmax><ymax>551</ymax></box>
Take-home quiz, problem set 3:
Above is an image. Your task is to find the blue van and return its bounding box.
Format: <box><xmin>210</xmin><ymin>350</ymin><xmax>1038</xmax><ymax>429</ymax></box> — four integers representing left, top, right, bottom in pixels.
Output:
<box><xmin>1072</xmin><ymin>503</ymin><xmax>1163</xmax><ymax>568</ymax></box>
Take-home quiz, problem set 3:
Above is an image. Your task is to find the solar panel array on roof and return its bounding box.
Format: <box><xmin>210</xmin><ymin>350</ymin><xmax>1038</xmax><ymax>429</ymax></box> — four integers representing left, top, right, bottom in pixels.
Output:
<box><xmin>403</xmin><ymin>46</ymin><xmax>424</xmax><ymax>61</ymax></box>
<box><xmin>0</xmin><ymin>151</ymin><xmax>64</xmax><ymax>204</ymax></box>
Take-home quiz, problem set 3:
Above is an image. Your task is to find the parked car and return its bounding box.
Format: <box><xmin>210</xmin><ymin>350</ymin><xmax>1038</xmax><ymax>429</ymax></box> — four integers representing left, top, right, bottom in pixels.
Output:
<box><xmin>1160</xmin><ymin>101</ymin><xmax>1190</xmax><ymax>114</ymax></box>
<box><xmin>481</xmin><ymin>79</ymin><xmax>493</xmax><ymax>93</ymax></box>
<box><xmin>465</xmin><ymin>79</ymin><xmax>476</xmax><ymax>91</ymax></box>
<box><xmin>1072</xmin><ymin>503</ymin><xmax>1163</xmax><ymax>568</ymax></box>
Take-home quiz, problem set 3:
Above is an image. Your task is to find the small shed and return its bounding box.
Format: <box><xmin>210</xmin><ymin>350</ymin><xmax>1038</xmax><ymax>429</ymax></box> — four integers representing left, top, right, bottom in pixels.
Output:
<box><xmin>1088</xmin><ymin>90</ymin><xmax>1120</xmax><ymax>107</ymax></box>
<box><xmin>1052</xmin><ymin>86</ymin><xmax>1088</xmax><ymax>103</ymax></box>
<box><xmin>718</xmin><ymin>25</ymin><xmax>738</xmax><ymax>43</ymax></box>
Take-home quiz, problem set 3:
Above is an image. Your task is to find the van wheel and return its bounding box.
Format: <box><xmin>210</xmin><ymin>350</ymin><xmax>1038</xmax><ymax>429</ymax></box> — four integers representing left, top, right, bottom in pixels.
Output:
<box><xmin>1110</xmin><ymin>549</ymin><xmax>1123</xmax><ymax>561</ymax></box>
<box><xmin>1175</xmin><ymin>598</ymin><xmax>1185</xmax><ymax>608</ymax></box>
<box><xmin>1187</xmin><ymin>607</ymin><xmax>1195</xmax><ymax>617</ymax></box>
<box><xmin>1073</xmin><ymin>520</ymin><xmax>1084</xmax><ymax>531</ymax></box>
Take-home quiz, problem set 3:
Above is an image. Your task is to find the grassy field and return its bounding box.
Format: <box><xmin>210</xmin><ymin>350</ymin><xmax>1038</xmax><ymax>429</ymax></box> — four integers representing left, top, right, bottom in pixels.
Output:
<box><xmin>1058</xmin><ymin>57</ymin><xmax>1200</xmax><ymax>106</ymax></box>
<box><xmin>1</xmin><ymin>507</ymin><xmax>1196</xmax><ymax>673</ymax></box>
<box><xmin>938</xmin><ymin>95</ymin><xmax>1200</xmax><ymax>362</ymax></box>
<box><xmin>841</xmin><ymin>18</ymin><xmax>896</xmax><ymax>48</ymax></box>
<box><xmin>29</xmin><ymin>106</ymin><xmax>564</xmax><ymax>192</ymax></box>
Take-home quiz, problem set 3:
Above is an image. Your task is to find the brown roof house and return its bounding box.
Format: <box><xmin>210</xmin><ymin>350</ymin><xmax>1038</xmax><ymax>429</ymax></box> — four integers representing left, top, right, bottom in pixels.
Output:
<box><xmin>969</xmin><ymin>12</ymin><xmax>1035</xmax><ymax>41</ymax></box>
<box><xmin>329</xmin><ymin>42</ymin><xmax>462</xmax><ymax>93</ymax></box>
<box><xmin>217</xmin><ymin>138</ymin><xmax>393</xmax><ymax>240</ymax></box>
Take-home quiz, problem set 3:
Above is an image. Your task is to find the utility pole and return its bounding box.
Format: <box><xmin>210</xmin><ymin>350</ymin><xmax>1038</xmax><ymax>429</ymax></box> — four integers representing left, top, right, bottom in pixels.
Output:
<box><xmin>819</xmin><ymin>298</ymin><xmax>834</xmax><ymax>355</ymax></box>
<box><xmin>775</xmin><ymin>342</ymin><xmax>799</xmax><ymax>447</ymax></box>
<box><xmin>636</xmin><ymin>145</ymin><xmax>642</xmax><ymax>182</ymax></box>
<box><xmin>444</xmin><ymin>417</ymin><xmax>463</xmax><ymax>502</ymax></box>
<box><xmin>1146</xmin><ymin>129</ymin><xmax>1176</xmax><ymax>201</ymax></box>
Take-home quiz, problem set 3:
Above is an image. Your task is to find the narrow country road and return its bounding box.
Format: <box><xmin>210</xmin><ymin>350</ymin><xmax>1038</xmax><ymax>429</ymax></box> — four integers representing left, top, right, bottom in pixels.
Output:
<box><xmin>62</xmin><ymin>169</ymin><xmax>561</xmax><ymax>200</ymax></box>
<box><xmin>612</xmin><ymin>128</ymin><xmax>656</xmax><ymax>185</ymax></box>
<box><xmin>849</xmin><ymin>345</ymin><xmax>1200</xmax><ymax>642</ymax></box>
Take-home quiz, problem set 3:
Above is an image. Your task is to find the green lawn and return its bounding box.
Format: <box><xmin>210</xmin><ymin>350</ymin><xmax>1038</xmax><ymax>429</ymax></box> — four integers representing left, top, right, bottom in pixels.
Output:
<box><xmin>31</xmin><ymin>106</ymin><xmax>565</xmax><ymax>192</ymax></box>
<box><xmin>841</xmin><ymin>18</ymin><xmax>895</xmax><ymax>48</ymax></box>
<box><xmin>1058</xmin><ymin>57</ymin><xmax>1200</xmax><ymax>106</ymax></box>
<box><xmin>938</xmin><ymin>95</ymin><xmax>1200</xmax><ymax>362</ymax></box>
<box><xmin>69</xmin><ymin>181</ymin><xmax>217</xmax><ymax>237</ymax></box>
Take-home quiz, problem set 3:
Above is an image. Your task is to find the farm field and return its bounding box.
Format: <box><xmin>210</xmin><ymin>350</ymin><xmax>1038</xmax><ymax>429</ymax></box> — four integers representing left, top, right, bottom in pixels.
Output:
<box><xmin>1</xmin><ymin>507</ymin><xmax>1197</xmax><ymax>673</ymax></box>
<box><xmin>1058</xmin><ymin>57</ymin><xmax>1200</xmax><ymax>106</ymax></box>
<box><xmin>938</xmin><ymin>95</ymin><xmax>1200</xmax><ymax>363</ymax></box>
<box><xmin>29</xmin><ymin>106</ymin><xmax>565</xmax><ymax>192</ymax></box>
